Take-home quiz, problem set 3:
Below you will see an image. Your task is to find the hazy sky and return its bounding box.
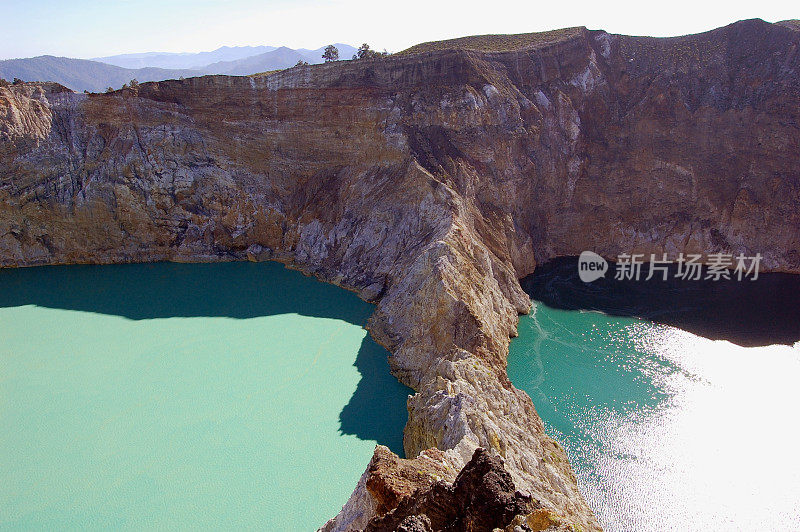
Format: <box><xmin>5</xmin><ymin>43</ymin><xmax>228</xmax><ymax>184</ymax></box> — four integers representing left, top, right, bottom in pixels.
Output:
<box><xmin>0</xmin><ymin>0</ymin><xmax>797</xmax><ymax>60</ymax></box>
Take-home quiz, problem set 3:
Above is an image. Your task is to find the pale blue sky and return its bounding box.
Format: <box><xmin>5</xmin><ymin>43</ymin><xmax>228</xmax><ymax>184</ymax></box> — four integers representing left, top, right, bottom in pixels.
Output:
<box><xmin>1</xmin><ymin>0</ymin><xmax>796</xmax><ymax>60</ymax></box>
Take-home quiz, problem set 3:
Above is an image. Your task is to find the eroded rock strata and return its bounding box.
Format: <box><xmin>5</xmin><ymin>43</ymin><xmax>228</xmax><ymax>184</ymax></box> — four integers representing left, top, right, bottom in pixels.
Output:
<box><xmin>2</xmin><ymin>19</ymin><xmax>799</xmax><ymax>531</ymax></box>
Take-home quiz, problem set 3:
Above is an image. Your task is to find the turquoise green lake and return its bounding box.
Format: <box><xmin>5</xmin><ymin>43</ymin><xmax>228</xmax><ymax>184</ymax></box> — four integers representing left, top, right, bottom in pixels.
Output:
<box><xmin>508</xmin><ymin>301</ymin><xmax>800</xmax><ymax>531</ymax></box>
<box><xmin>0</xmin><ymin>262</ymin><xmax>411</xmax><ymax>530</ymax></box>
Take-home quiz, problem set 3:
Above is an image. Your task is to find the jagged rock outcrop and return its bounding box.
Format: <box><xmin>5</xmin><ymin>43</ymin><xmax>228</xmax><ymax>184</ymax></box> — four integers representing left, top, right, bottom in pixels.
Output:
<box><xmin>2</xmin><ymin>19</ymin><xmax>799</xmax><ymax>531</ymax></box>
<box><xmin>364</xmin><ymin>448</ymin><xmax>531</xmax><ymax>532</ymax></box>
<box><xmin>322</xmin><ymin>446</ymin><xmax>553</xmax><ymax>532</ymax></box>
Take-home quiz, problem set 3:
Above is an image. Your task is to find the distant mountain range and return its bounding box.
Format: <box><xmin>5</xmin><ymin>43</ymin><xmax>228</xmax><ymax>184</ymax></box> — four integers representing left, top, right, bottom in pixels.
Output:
<box><xmin>200</xmin><ymin>45</ymin><xmax>356</xmax><ymax>75</ymax></box>
<box><xmin>92</xmin><ymin>46</ymin><xmax>281</xmax><ymax>70</ymax></box>
<box><xmin>0</xmin><ymin>56</ymin><xmax>199</xmax><ymax>93</ymax></box>
<box><xmin>0</xmin><ymin>44</ymin><xmax>357</xmax><ymax>93</ymax></box>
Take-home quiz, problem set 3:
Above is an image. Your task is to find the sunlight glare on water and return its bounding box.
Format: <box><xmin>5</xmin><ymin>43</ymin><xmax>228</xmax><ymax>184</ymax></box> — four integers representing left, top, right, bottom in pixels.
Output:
<box><xmin>508</xmin><ymin>302</ymin><xmax>800</xmax><ymax>531</ymax></box>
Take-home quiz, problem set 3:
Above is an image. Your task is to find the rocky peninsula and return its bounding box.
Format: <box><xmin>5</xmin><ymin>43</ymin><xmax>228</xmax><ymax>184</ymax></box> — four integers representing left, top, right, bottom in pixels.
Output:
<box><xmin>1</xmin><ymin>18</ymin><xmax>798</xmax><ymax>531</ymax></box>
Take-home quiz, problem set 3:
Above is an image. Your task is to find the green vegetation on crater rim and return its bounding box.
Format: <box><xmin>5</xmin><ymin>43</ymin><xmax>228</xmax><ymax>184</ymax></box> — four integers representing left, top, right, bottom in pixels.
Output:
<box><xmin>398</xmin><ymin>18</ymin><xmax>799</xmax><ymax>57</ymax></box>
<box><xmin>396</xmin><ymin>27</ymin><xmax>584</xmax><ymax>56</ymax></box>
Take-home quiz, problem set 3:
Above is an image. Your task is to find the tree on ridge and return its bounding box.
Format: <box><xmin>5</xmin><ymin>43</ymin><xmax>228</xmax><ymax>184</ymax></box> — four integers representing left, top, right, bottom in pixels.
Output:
<box><xmin>353</xmin><ymin>43</ymin><xmax>389</xmax><ymax>60</ymax></box>
<box><xmin>322</xmin><ymin>45</ymin><xmax>339</xmax><ymax>62</ymax></box>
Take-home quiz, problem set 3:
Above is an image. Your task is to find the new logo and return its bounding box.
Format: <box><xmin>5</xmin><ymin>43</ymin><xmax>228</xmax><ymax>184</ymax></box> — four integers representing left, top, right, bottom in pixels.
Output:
<box><xmin>578</xmin><ymin>251</ymin><xmax>608</xmax><ymax>282</ymax></box>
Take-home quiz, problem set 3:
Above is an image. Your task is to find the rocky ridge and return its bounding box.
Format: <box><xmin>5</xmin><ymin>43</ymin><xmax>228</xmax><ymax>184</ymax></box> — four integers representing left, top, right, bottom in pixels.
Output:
<box><xmin>1</xmin><ymin>19</ymin><xmax>799</xmax><ymax>531</ymax></box>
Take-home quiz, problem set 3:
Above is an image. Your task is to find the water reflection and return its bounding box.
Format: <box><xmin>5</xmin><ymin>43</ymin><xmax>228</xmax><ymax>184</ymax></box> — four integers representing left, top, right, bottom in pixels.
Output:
<box><xmin>509</xmin><ymin>260</ymin><xmax>800</xmax><ymax>531</ymax></box>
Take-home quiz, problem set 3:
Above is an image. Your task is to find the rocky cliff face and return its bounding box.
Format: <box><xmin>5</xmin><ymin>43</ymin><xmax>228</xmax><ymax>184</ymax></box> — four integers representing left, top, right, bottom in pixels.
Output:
<box><xmin>2</xmin><ymin>19</ymin><xmax>798</xmax><ymax>531</ymax></box>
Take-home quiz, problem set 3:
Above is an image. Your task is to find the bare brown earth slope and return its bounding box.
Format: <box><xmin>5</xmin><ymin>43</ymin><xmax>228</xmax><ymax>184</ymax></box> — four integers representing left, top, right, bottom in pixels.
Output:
<box><xmin>2</xmin><ymin>18</ymin><xmax>799</xmax><ymax>531</ymax></box>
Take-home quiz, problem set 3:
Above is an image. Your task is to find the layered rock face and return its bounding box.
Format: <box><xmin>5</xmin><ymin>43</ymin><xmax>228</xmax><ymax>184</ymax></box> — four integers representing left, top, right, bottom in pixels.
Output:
<box><xmin>2</xmin><ymin>19</ymin><xmax>799</xmax><ymax>531</ymax></box>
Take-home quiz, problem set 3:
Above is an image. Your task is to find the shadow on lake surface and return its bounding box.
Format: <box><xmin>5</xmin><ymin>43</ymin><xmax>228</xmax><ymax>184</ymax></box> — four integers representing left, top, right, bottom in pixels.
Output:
<box><xmin>0</xmin><ymin>261</ymin><xmax>369</xmax><ymax>322</ymax></box>
<box><xmin>523</xmin><ymin>257</ymin><xmax>800</xmax><ymax>347</ymax></box>
<box><xmin>339</xmin><ymin>339</ymin><xmax>409</xmax><ymax>454</ymax></box>
<box><xmin>0</xmin><ymin>260</ymin><xmax>409</xmax><ymax>456</ymax></box>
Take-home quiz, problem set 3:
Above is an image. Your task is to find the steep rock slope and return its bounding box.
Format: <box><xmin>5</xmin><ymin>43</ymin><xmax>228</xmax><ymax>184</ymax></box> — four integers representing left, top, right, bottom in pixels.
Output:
<box><xmin>1</xmin><ymin>19</ymin><xmax>799</xmax><ymax>531</ymax></box>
